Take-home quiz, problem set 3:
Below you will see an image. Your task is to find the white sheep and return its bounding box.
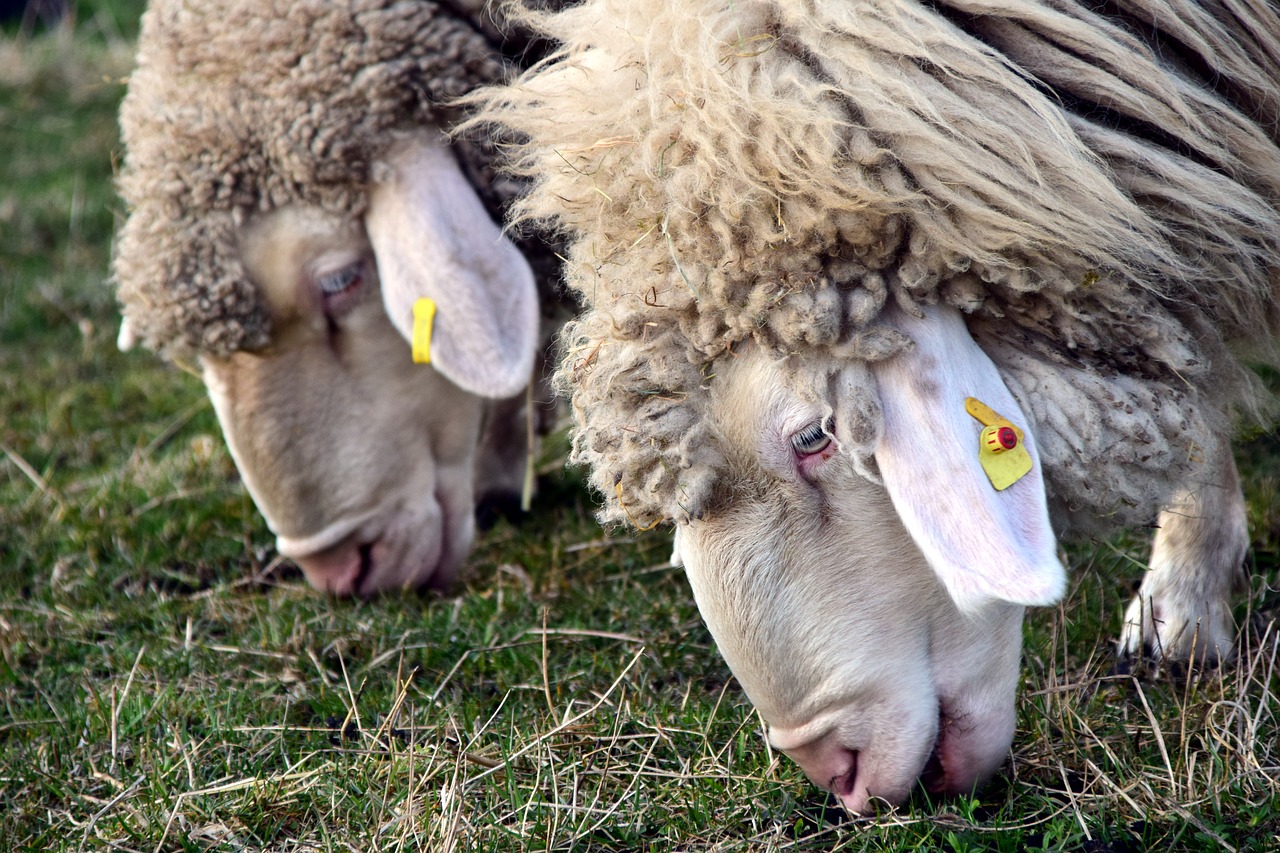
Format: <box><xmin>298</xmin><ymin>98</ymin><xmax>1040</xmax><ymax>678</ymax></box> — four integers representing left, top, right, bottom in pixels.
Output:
<box><xmin>480</xmin><ymin>0</ymin><xmax>1280</xmax><ymax>812</ymax></box>
<box><xmin>112</xmin><ymin>0</ymin><xmax>564</xmax><ymax>595</ymax></box>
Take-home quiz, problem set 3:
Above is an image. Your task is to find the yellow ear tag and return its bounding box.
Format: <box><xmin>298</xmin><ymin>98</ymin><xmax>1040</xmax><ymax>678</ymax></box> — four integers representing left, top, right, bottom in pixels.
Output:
<box><xmin>965</xmin><ymin>397</ymin><xmax>1033</xmax><ymax>491</ymax></box>
<box><xmin>411</xmin><ymin>297</ymin><xmax>436</xmax><ymax>364</ymax></box>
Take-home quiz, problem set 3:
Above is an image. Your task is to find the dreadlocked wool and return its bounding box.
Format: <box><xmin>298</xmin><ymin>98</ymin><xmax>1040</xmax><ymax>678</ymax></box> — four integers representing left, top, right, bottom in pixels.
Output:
<box><xmin>479</xmin><ymin>0</ymin><xmax>1280</xmax><ymax>533</ymax></box>
<box><xmin>113</xmin><ymin>0</ymin><xmax>553</xmax><ymax>359</ymax></box>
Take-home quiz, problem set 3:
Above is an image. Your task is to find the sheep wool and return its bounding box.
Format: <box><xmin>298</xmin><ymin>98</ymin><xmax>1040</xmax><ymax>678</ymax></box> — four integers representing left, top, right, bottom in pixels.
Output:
<box><xmin>482</xmin><ymin>0</ymin><xmax>1280</xmax><ymax>533</ymax></box>
<box><xmin>113</xmin><ymin>0</ymin><xmax>540</xmax><ymax>358</ymax></box>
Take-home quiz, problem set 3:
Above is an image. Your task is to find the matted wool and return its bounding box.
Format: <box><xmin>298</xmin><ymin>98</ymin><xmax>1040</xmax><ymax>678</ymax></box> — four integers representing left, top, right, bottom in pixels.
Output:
<box><xmin>113</xmin><ymin>0</ymin><xmax>553</xmax><ymax>359</ymax></box>
<box><xmin>479</xmin><ymin>0</ymin><xmax>1280</xmax><ymax>531</ymax></box>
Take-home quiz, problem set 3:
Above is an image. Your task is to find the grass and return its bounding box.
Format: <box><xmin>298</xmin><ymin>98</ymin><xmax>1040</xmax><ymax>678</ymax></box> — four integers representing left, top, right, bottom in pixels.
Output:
<box><xmin>1</xmin><ymin>8</ymin><xmax>1278</xmax><ymax>851</ymax></box>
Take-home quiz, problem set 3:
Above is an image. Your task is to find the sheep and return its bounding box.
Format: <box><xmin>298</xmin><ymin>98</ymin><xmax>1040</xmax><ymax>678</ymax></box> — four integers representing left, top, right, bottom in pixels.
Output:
<box><xmin>111</xmin><ymin>0</ymin><xmax>566</xmax><ymax>595</ymax></box>
<box><xmin>478</xmin><ymin>0</ymin><xmax>1280</xmax><ymax>812</ymax></box>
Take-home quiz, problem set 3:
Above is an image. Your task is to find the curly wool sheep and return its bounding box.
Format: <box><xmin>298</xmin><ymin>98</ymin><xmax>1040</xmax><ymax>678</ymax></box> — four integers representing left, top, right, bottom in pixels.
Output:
<box><xmin>490</xmin><ymin>0</ymin><xmax>1279</xmax><ymax>531</ymax></box>
<box><xmin>482</xmin><ymin>0</ymin><xmax>1280</xmax><ymax>811</ymax></box>
<box><xmin>113</xmin><ymin>0</ymin><xmax>563</xmax><ymax>595</ymax></box>
<box><xmin>115</xmin><ymin>0</ymin><xmax>549</xmax><ymax>357</ymax></box>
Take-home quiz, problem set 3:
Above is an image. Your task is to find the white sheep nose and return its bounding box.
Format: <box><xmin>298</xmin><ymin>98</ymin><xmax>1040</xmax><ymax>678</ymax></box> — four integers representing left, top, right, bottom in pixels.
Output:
<box><xmin>286</xmin><ymin>535</ymin><xmax>371</xmax><ymax>596</ymax></box>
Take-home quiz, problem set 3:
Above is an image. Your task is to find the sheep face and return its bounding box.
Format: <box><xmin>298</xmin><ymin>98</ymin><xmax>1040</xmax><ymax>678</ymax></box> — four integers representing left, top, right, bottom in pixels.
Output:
<box><xmin>200</xmin><ymin>206</ymin><xmax>481</xmax><ymax>594</ymax></box>
<box><xmin>191</xmin><ymin>131</ymin><xmax>540</xmax><ymax>596</ymax></box>
<box><xmin>675</xmin><ymin>305</ymin><xmax>1067</xmax><ymax>812</ymax></box>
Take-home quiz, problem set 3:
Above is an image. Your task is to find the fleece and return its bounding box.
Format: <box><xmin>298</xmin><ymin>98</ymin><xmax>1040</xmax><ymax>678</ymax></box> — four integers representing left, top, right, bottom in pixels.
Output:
<box><xmin>479</xmin><ymin>0</ymin><xmax>1280</xmax><ymax>531</ymax></box>
<box><xmin>114</xmin><ymin>0</ymin><xmax>551</xmax><ymax>358</ymax></box>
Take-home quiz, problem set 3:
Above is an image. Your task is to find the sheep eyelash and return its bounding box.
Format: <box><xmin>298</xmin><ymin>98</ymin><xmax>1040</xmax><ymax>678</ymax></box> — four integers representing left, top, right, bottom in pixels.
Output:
<box><xmin>314</xmin><ymin>260</ymin><xmax>371</xmax><ymax>319</ymax></box>
<box><xmin>791</xmin><ymin>421</ymin><xmax>832</xmax><ymax>456</ymax></box>
<box><xmin>317</xmin><ymin>264</ymin><xmax>363</xmax><ymax>297</ymax></box>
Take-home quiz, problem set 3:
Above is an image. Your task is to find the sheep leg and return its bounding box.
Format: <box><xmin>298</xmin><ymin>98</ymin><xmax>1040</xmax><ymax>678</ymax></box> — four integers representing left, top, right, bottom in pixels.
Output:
<box><xmin>1118</xmin><ymin>437</ymin><xmax>1250</xmax><ymax>663</ymax></box>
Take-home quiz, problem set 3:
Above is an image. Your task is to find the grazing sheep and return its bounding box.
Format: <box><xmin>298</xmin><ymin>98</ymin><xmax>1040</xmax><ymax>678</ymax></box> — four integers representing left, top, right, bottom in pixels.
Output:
<box><xmin>112</xmin><ymin>0</ymin><xmax>564</xmax><ymax>595</ymax></box>
<box><xmin>480</xmin><ymin>0</ymin><xmax>1280</xmax><ymax>812</ymax></box>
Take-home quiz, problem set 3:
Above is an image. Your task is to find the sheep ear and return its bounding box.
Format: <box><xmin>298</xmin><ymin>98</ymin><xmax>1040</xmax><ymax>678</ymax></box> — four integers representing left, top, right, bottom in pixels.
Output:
<box><xmin>867</xmin><ymin>303</ymin><xmax>1065</xmax><ymax>612</ymax></box>
<box><xmin>365</xmin><ymin>131</ymin><xmax>538</xmax><ymax>399</ymax></box>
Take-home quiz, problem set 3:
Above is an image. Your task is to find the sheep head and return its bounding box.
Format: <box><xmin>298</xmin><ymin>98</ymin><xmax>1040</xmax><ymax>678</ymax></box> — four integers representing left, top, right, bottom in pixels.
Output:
<box><xmin>111</xmin><ymin>0</ymin><xmax>556</xmax><ymax>594</ymax></box>
<box><xmin>196</xmin><ymin>132</ymin><xmax>538</xmax><ymax>594</ymax></box>
<box><xmin>672</xmin><ymin>303</ymin><xmax>1061</xmax><ymax>811</ymax></box>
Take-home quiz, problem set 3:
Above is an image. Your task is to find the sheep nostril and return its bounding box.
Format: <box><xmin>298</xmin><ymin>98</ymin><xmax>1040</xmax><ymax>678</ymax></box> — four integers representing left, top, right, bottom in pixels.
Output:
<box><xmin>779</xmin><ymin>734</ymin><xmax>862</xmax><ymax>805</ymax></box>
<box><xmin>834</xmin><ymin>748</ymin><xmax>860</xmax><ymax>801</ymax></box>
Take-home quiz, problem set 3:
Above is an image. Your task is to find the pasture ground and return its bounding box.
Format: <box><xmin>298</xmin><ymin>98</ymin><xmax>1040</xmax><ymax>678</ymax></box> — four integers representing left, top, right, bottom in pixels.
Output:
<box><xmin>1</xmin><ymin>5</ymin><xmax>1278</xmax><ymax>851</ymax></box>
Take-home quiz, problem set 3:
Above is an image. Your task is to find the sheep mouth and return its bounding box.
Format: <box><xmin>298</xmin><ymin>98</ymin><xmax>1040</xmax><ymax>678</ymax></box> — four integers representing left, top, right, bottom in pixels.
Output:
<box><xmin>352</xmin><ymin>542</ymin><xmax>375</xmax><ymax>597</ymax></box>
<box><xmin>920</xmin><ymin>743</ymin><xmax>947</xmax><ymax>795</ymax></box>
<box><xmin>919</xmin><ymin>704</ymin><xmax>952</xmax><ymax>796</ymax></box>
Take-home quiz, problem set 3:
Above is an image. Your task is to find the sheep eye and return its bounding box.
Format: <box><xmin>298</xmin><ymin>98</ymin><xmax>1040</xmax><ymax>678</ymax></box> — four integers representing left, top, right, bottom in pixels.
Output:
<box><xmin>790</xmin><ymin>421</ymin><xmax>832</xmax><ymax>456</ymax></box>
<box><xmin>318</xmin><ymin>264</ymin><xmax>362</xmax><ymax>297</ymax></box>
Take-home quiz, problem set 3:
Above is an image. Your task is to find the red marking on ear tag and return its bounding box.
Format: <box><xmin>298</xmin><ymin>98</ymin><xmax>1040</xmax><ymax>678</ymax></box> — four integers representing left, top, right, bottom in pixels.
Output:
<box><xmin>986</xmin><ymin>426</ymin><xmax>1018</xmax><ymax>452</ymax></box>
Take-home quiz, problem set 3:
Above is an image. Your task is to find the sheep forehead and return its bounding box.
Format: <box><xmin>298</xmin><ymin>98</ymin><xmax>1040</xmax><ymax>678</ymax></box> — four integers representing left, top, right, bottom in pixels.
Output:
<box><xmin>707</xmin><ymin>354</ymin><xmax>779</xmax><ymax>447</ymax></box>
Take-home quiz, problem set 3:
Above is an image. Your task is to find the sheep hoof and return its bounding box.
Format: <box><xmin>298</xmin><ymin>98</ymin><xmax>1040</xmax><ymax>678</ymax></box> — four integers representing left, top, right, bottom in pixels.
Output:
<box><xmin>1117</xmin><ymin>590</ymin><xmax>1237</xmax><ymax>664</ymax></box>
<box><xmin>1118</xmin><ymin>438</ymin><xmax>1248</xmax><ymax>667</ymax></box>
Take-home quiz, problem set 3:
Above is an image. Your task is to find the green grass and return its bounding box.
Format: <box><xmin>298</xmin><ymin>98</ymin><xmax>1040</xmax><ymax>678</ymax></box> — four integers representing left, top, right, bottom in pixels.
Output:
<box><xmin>2</xmin><ymin>10</ymin><xmax>1278</xmax><ymax>852</ymax></box>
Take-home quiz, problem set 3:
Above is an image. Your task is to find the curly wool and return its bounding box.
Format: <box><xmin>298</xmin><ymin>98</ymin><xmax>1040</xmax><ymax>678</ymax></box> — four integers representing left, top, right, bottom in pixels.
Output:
<box><xmin>113</xmin><ymin>0</ymin><xmax>537</xmax><ymax>358</ymax></box>
<box><xmin>482</xmin><ymin>0</ymin><xmax>1280</xmax><ymax>531</ymax></box>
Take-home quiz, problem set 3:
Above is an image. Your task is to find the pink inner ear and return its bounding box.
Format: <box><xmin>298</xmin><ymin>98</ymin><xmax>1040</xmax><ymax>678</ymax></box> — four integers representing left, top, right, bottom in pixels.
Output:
<box><xmin>870</xmin><ymin>304</ymin><xmax>1065</xmax><ymax>611</ymax></box>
